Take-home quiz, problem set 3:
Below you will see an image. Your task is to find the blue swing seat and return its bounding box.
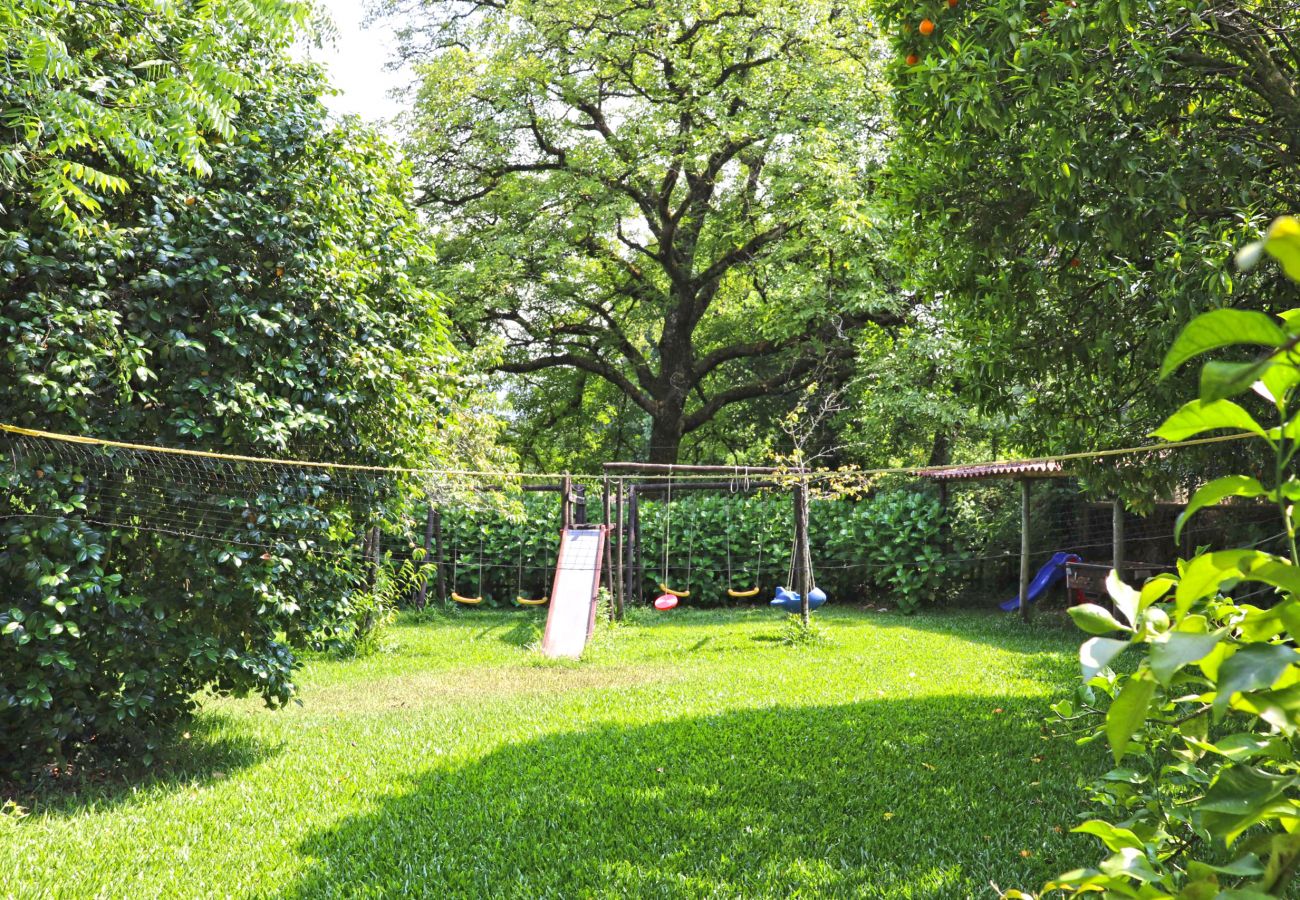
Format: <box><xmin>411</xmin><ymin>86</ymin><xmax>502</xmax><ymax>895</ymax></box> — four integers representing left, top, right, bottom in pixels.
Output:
<box><xmin>770</xmin><ymin>585</ymin><xmax>827</xmax><ymax>614</ymax></box>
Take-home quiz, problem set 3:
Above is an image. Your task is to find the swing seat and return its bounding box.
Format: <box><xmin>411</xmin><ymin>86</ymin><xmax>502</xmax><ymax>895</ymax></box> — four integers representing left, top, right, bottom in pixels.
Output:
<box><xmin>727</xmin><ymin>586</ymin><xmax>761</xmax><ymax>599</ymax></box>
<box><xmin>451</xmin><ymin>592</ymin><xmax>483</xmax><ymax>606</ymax></box>
<box><xmin>654</xmin><ymin>593</ymin><xmax>679</xmax><ymax>611</ymax></box>
<box><xmin>770</xmin><ymin>586</ymin><xmax>828</xmax><ymax>613</ymax></box>
<box><xmin>658</xmin><ymin>583</ymin><xmax>691</xmax><ymax>598</ymax></box>
<box><xmin>516</xmin><ymin>595</ymin><xmax>548</xmax><ymax>607</ymax></box>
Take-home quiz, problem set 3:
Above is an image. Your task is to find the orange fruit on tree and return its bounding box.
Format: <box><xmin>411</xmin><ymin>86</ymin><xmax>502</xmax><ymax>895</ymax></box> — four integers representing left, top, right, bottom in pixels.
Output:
<box><xmin>947</xmin><ymin>0</ymin><xmax>958</xmax><ymax>7</ymax></box>
<box><xmin>184</xmin><ymin>196</ymin><xmax>196</xmax><ymax>206</ymax></box>
<box><xmin>906</xmin><ymin>52</ymin><xmax>920</xmax><ymax>65</ymax></box>
<box><xmin>919</xmin><ymin>17</ymin><xmax>935</xmax><ymax>35</ymax></box>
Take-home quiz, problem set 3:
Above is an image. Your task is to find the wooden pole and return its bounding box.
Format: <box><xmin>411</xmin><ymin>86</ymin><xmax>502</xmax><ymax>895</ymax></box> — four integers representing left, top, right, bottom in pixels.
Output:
<box><xmin>1019</xmin><ymin>479</ymin><xmax>1032</xmax><ymax>623</ymax></box>
<box><xmin>630</xmin><ymin>489</ymin><xmax>643</xmax><ymax>606</ymax></box>
<box><xmin>561</xmin><ymin>474</ymin><xmax>572</xmax><ymax>529</ymax></box>
<box><xmin>601</xmin><ymin>481</ymin><xmax>615</xmax><ymax>619</ymax></box>
<box><xmin>418</xmin><ymin>501</ymin><xmax>434</xmax><ymax>609</ymax></box>
<box><xmin>366</xmin><ymin>525</ymin><xmax>380</xmax><ymax>592</ymax></box>
<box><xmin>575</xmin><ymin>482</ymin><xmax>588</xmax><ymax>525</ymax></box>
<box><xmin>433</xmin><ymin>508</ymin><xmax>446</xmax><ymax>604</ymax></box>
<box><xmin>794</xmin><ymin>481</ymin><xmax>812</xmax><ymax>626</ymax></box>
<box><xmin>1113</xmin><ymin>498</ymin><xmax>1126</xmax><ymax>580</ymax></box>
<box><xmin>614</xmin><ymin>480</ymin><xmax>625</xmax><ymax>621</ymax></box>
<box><xmin>937</xmin><ymin>480</ymin><xmax>951</xmax><ymax>558</ymax></box>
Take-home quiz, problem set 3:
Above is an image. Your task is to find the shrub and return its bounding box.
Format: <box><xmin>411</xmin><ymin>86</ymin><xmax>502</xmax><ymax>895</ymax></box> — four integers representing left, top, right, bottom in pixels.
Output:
<box><xmin>0</xmin><ymin>53</ymin><xmax>460</xmax><ymax>777</ymax></box>
<box><xmin>1035</xmin><ymin>219</ymin><xmax>1300</xmax><ymax>897</ymax></box>
<box><xmin>434</xmin><ymin>488</ymin><xmax>950</xmax><ymax>612</ymax></box>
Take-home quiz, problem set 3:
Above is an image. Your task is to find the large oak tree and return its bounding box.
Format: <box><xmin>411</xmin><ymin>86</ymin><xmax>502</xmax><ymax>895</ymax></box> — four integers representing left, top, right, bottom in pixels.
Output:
<box><xmin>385</xmin><ymin>0</ymin><xmax>900</xmax><ymax>463</ymax></box>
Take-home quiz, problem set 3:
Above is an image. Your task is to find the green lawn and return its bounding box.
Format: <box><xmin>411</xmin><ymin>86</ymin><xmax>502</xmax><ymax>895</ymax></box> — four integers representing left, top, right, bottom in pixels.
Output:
<box><xmin>2</xmin><ymin>607</ymin><xmax>1104</xmax><ymax>898</ymax></box>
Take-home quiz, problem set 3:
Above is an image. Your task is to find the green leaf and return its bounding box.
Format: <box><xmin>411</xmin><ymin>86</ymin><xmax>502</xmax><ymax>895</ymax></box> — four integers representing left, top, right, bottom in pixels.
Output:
<box><xmin>1106</xmin><ymin>569</ymin><xmax>1139</xmax><ymax>627</ymax></box>
<box><xmin>1175</xmin><ymin>550</ymin><xmax>1254</xmax><ymax>615</ymax></box>
<box><xmin>1214</xmin><ymin>644</ymin><xmax>1300</xmax><ymax>715</ymax></box>
<box><xmin>1150</xmin><ymin>631</ymin><xmax>1221</xmax><ymax>685</ymax></box>
<box><xmin>1200</xmin><ymin>359</ymin><xmax>1276</xmax><ymax>402</ymax></box>
<box><xmin>1160</xmin><ymin>309</ymin><xmax>1288</xmax><ymax>379</ymax></box>
<box><xmin>1069</xmin><ymin>603</ymin><xmax>1132</xmax><ymax>636</ymax></box>
<box><xmin>1152</xmin><ymin>399</ymin><xmax>1268</xmax><ymax>443</ymax></box>
<box><xmin>1262</xmin><ymin>216</ymin><xmax>1300</xmax><ymax>282</ymax></box>
<box><xmin>1106</xmin><ymin>670</ymin><xmax>1156</xmax><ymax>762</ymax></box>
<box><xmin>1072</xmin><ymin>819</ymin><xmax>1144</xmax><ymax>852</ymax></box>
<box><xmin>1176</xmin><ymin>476</ymin><xmax>1268</xmax><ymax>542</ymax></box>
<box><xmin>1081</xmin><ymin>637</ymin><xmax>1130</xmax><ymax>680</ymax></box>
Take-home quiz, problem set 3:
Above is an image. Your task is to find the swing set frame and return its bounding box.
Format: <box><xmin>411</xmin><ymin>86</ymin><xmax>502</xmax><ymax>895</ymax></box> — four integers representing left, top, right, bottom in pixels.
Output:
<box><xmin>602</xmin><ymin>469</ymin><xmax>801</xmax><ymax>616</ymax></box>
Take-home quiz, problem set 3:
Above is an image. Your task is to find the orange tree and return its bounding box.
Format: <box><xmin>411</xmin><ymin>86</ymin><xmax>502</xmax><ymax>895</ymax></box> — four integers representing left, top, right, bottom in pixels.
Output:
<box><xmin>882</xmin><ymin>0</ymin><xmax>1300</xmax><ymax>495</ymax></box>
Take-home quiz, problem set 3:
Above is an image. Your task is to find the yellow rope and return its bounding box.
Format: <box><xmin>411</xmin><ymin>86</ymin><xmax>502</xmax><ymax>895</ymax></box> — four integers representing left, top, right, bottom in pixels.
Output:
<box><xmin>0</xmin><ymin>422</ymin><xmax>1256</xmax><ymax>482</ymax></box>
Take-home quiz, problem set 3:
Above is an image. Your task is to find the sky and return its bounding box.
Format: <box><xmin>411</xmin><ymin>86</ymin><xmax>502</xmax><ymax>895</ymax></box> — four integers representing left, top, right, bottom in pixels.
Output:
<box><xmin>302</xmin><ymin>0</ymin><xmax>409</xmax><ymax>124</ymax></box>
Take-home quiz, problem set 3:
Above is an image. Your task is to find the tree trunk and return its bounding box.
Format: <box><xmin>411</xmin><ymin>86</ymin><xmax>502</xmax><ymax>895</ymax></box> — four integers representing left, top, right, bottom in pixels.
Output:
<box><xmin>648</xmin><ymin>410</ymin><xmax>685</xmax><ymax>464</ymax></box>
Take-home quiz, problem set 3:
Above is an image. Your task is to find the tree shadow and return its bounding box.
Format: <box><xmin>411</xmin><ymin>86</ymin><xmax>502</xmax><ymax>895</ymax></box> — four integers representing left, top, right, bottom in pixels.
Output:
<box><xmin>495</xmin><ymin>616</ymin><xmax>544</xmax><ymax>648</ymax></box>
<box><xmin>3</xmin><ymin>711</ymin><xmax>277</xmax><ymax>817</ymax></box>
<box><xmin>284</xmin><ymin>695</ymin><xmax>1099</xmax><ymax>897</ymax></box>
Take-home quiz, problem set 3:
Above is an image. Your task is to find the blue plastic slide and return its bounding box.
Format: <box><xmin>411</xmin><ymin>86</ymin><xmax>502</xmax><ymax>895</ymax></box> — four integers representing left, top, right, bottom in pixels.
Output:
<box><xmin>1000</xmin><ymin>551</ymin><xmax>1081</xmax><ymax>612</ymax></box>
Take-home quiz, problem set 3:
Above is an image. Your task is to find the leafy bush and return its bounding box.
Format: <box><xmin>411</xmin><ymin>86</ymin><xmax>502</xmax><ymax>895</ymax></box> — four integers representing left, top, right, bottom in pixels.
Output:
<box><xmin>435</xmin><ymin>488</ymin><xmax>950</xmax><ymax>612</ymax></box>
<box><xmin>0</xmin><ymin>47</ymin><xmax>461</xmax><ymax>777</ymax></box>
<box><xmin>1035</xmin><ymin>219</ymin><xmax>1300</xmax><ymax>897</ymax></box>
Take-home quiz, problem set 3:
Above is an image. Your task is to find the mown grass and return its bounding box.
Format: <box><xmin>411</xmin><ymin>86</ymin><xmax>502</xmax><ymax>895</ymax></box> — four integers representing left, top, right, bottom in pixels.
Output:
<box><xmin>1</xmin><ymin>607</ymin><xmax>1104</xmax><ymax>898</ymax></box>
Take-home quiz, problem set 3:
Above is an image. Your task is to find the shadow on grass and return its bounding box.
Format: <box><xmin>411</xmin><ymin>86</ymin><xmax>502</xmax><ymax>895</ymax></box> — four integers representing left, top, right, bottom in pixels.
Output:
<box><xmin>4</xmin><ymin>712</ymin><xmax>277</xmax><ymax>816</ymax></box>
<box><xmin>284</xmin><ymin>695</ymin><xmax>1099</xmax><ymax>898</ymax></box>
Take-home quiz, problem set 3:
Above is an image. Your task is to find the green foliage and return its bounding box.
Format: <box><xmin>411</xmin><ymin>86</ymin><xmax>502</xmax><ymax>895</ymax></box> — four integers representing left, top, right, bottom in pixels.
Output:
<box><xmin>1045</xmin><ymin>224</ymin><xmax>1300</xmax><ymax>896</ymax></box>
<box><xmin>777</xmin><ymin>612</ymin><xmax>831</xmax><ymax>646</ymax></box>
<box><xmin>882</xmin><ymin>0</ymin><xmax>1298</xmax><ymax>499</ymax></box>
<box><xmin>0</xmin><ymin>0</ymin><xmax>311</xmax><ymax>232</ymax></box>
<box><xmin>438</xmin><ymin>488</ymin><xmax>950</xmax><ymax>612</ymax></box>
<box><xmin>0</xmin><ymin>43</ymin><xmax>467</xmax><ymax>776</ymax></box>
<box><xmin>386</xmin><ymin>0</ymin><xmax>898</xmax><ymax>463</ymax></box>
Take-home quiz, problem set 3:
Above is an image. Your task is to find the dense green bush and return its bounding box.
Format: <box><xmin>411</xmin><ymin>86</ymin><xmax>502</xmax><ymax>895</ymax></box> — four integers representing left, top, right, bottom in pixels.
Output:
<box><xmin>434</xmin><ymin>488</ymin><xmax>951</xmax><ymax>612</ymax></box>
<box><xmin>0</xmin><ymin>39</ymin><xmax>462</xmax><ymax>776</ymax></box>
<box><xmin>1033</xmin><ymin>224</ymin><xmax>1300</xmax><ymax>897</ymax></box>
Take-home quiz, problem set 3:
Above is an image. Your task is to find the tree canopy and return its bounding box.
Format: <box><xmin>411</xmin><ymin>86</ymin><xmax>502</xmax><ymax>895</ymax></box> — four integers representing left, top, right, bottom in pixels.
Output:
<box><xmin>882</xmin><ymin>0</ymin><xmax>1300</xmax><ymax>494</ymax></box>
<box><xmin>1</xmin><ymin>0</ymin><xmax>312</xmax><ymax>231</ymax></box>
<box><xmin>385</xmin><ymin>0</ymin><xmax>901</xmax><ymax>463</ymax></box>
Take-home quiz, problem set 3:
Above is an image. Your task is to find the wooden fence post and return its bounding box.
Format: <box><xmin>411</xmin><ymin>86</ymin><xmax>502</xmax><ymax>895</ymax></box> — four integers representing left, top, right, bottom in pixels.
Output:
<box><xmin>794</xmin><ymin>481</ymin><xmax>812</xmax><ymax>627</ymax></box>
<box><xmin>433</xmin><ymin>507</ymin><xmax>446</xmax><ymax>604</ymax></box>
<box><xmin>1019</xmin><ymin>479</ymin><xmax>1031</xmax><ymax>623</ymax></box>
<box><xmin>1113</xmin><ymin>498</ymin><xmax>1126</xmax><ymax>581</ymax></box>
<box><xmin>418</xmin><ymin>501</ymin><xmax>434</xmax><ymax>609</ymax></box>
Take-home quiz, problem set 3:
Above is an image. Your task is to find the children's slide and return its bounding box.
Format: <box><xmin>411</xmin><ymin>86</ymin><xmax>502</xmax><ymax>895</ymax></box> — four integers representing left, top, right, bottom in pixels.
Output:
<box><xmin>999</xmin><ymin>551</ymin><xmax>1081</xmax><ymax>612</ymax></box>
<box><xmin>541</xmin><ymin>525</ymin><xmax>607</xmax><ymax>658</ymax></box>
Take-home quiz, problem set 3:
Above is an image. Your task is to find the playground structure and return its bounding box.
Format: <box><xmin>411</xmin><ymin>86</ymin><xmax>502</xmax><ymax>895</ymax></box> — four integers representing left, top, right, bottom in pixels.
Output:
<box><xmin>540</xmin><ymin>525</ymin><xmax>607</xmax><ymax>658</ymax></box>
<box><xmin>2</xmin><ymin>423</ymin><xmax>1278</xmax><ymax>632</ymax></box>
<box><xmin>602</xmin><ymin>463</ymin><xmax>826</xmax><ymax>622</ymax></box>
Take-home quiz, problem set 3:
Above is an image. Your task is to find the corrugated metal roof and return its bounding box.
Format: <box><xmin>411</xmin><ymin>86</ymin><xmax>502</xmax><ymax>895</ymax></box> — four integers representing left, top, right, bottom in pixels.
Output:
<box><xmin>921</xmin><ymin>459</ymin><xmax>1066</xmax><ymax>481</ymax></box>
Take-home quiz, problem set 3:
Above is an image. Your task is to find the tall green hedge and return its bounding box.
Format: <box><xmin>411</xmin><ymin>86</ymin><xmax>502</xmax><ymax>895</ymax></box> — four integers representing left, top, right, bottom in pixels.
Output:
<box><xmin>433</xmin><ymin>488</ymin><xmax>951</xmax><ymax>613</ymax></box>
<box><xmin>0</xmin><ymin>56</ymin><xmax>457</xmax><ymax>776</ymax></box>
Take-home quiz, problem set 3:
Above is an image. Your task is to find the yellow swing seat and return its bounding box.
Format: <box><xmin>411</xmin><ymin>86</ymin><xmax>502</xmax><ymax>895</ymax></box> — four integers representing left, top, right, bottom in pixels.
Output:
<box><xmin>451</xmin><ymin>592</ymin><xmax>483</xmax><ymax>606</ymax></box>
<box><xmin>516</xmin><ymin>595</ymin><xmax>548</xmax><ymax>607</ymax></box>
<box><xmin>658</xmin><ymin>583</ymin><xmax>691</xmax><ymax>598</ymax></box>
<box><xmin>727</xmin><ymin>586</ymin><xmax>761</xmax><ymax>599</ymax></box>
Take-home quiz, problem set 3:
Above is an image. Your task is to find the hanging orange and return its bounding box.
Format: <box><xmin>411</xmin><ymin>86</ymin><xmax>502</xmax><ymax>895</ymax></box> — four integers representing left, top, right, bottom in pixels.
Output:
<box><xmin>947</xmin><ymin>0</ymin><xmax>958</xmax><ymax>6</ymax></box>
<box><xmin>919</xmin><ymin>17</ymin><xmax>935</xmax><ymax>35</ymax></box>
<box><xmin>906</xmin><ymin>52</ymin><xmax>920</xmax><ymax>66</ymax></box>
